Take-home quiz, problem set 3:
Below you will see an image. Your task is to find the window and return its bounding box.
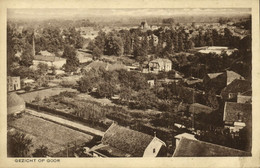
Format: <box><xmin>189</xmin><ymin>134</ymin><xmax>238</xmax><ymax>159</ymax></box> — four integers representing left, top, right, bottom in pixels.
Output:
<box><xmin>153</xmin><ymin>148</ymin><xmax>156</xmax><ymax>153</ymax></box>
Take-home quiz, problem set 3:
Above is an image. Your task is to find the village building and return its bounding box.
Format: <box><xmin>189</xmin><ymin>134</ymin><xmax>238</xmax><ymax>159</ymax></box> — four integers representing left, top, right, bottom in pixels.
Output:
<box><xmin>220</xmin><ymin>79</ymin><xmax>251</xmax><ymax>101</ymax></box>
<box><xmin>7</xmin><ymin>92</ymin><xmax>25</xmax><ymax>115</ymax></box>
<box><xmin>140</xmin><ymin>20</ymin><xmax>150</xmax><ymax>31</ymax></box>
<box><xmin>237</xmin><ymin>91</ymin><xmax>252</xmax><ymax>104</ymax></box>
<box><xmin>223</xmin><ymin>102</ymin><xmax>252</xmax><ymax>133</ymax></box>
<box><xmin>174</xmin><ymin>133</ymin><xmax>197</xmax><ymax>148</ymax></box>
<box><xmin>7</xmin><ymin>76</ymin><xmax>21</xmax><ymax>92</ymax></box>
<box><xmin>86</xmin><ymin>123</ymin><xmax>167</xmax><ymax>157</ymax></box>
<box><xmin>148</xmin><ymin>58</ymin><xmax>172</xmax><ymax>73</ymax></box>
<box><xmin>198</xmin><ymin>46</ymin><xmax>238</xmax><ymax>56</ymax></box>
<box><xmin>203</xmin><ymin>70</ymin><xmax>245</xmax><ymax>94</ymax></box>
<box><xmin>33</xmin><ymin>55</ymin><xmax>66</xmax><ymax>69</ymax></box>
<box><xmin>173</xmin><ymin>137</ymin><xmax>250</xmax><ymax>157</ymax></box>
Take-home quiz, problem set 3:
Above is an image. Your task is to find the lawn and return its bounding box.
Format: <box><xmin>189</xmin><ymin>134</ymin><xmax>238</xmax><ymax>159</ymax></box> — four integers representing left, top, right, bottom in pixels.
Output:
<box><xmin>8</xmin><ymin>113</ymin><xmax>93</xmax><ymax>156</ymax></box>
<box><xmin>19</xmin><ymin>87</ymin><xmax>77</xmax><ymax>102</ymax></box>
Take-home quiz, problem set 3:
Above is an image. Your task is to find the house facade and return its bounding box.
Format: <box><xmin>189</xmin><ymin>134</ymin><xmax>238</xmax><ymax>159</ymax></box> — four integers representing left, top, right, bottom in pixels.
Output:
<box><xmin>7</xmin><ymin>76</ymin><xmax>21</xmax><ymax>92</ymax></box>
<box><xmin>148</xmin><ymin>58</ymin><xmax>172</xmax><ymax>73</ymax></box>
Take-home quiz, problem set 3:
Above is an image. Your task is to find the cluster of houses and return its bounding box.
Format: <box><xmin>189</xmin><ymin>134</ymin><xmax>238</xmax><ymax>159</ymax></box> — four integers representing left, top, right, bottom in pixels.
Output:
<box><xmin>81</xmin><ymin>122</ymin><xmax>250</xmax><ymax>157</ymax></box>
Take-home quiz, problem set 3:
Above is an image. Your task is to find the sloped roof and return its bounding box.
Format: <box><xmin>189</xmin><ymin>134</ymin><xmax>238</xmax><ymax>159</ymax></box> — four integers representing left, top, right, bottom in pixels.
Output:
<box><xmin>83</xmin><ymin>60</ymin><xmax>108</xmax><ymax>71</ymax></box>
<box><xmin>207</xmin><ymin>72</ymin><xmax>223</xmax><ymax>79</ymax></box>
<box><xmin>173</xmin><ymin>138</ymin><xmax>250</xmax><ymax>157</ymax></box>
<box><xmin>34</xmin><ymin>55</ymin><xmax>66</xmax><ymax>62</ymax></box>
<box><xmin>226</xmin><ymin>70</ymin><xmax>244</xmax><ymax>85</ymax></box>
<box><xmin>7</xmin><ymin>93</ymin><xmax>25</xmax><ymax>114</ymax></box>
<box><xmin>102</xmin><ymin>123</ymin><xmax>154</xmax><ymax>157</ymax></box>
<box><xmin>221</xmin><ymin>79</ymin><xmax>251</xmax><ymax>95</ymax></box>
<box><xmin>223</xmin><ymin>102</ymin><xmax>252</xmax><ymax>124</ymax></box>
<box><xmin>150</xmin><ymin>58</ymin><xmax>172</xmax><ymax>67</ymax></box>
<box><xmin>189</xmin><ymin>103</ymin><xmax>213</xmax><ymax>114</ymax></box>
<box><xmin>7</xmin><ymin>93</ymin><xmax>25</xmax><ymax>108</ymax></box>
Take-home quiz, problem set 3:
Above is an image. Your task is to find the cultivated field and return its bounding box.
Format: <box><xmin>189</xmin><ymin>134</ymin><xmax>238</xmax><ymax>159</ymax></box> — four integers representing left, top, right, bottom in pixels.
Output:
<box><xmin>8</xmin><ymin>114</ymin><xmax>93</xmax><ymax>155</ymax></box>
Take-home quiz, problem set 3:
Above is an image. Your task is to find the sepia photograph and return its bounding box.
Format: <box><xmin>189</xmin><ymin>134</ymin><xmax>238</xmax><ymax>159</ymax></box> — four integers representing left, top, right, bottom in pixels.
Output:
<box><xmin>1</xmin><ymin>0</ymin><xmax>260</xmax><ymax>167</ymax></box>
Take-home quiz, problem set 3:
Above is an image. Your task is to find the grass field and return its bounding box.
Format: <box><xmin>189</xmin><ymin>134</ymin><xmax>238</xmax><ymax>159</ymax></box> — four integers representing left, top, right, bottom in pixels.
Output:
<box><xmin>8</xmin><ymin>114</ymin><xmax>93</xmax><ymax>156</ymax></box>
<box><xmin>19</xmin><ymin>87</ymin><xmax>77</xmax><ymax>103</ymax></box>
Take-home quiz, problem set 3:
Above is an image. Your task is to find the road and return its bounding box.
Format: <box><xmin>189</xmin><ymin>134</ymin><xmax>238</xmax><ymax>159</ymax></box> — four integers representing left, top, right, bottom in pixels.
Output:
<box><xmin>26</xmin><ymin>108</ymin><xmax>105</xmax><ymax>137</ymax></box>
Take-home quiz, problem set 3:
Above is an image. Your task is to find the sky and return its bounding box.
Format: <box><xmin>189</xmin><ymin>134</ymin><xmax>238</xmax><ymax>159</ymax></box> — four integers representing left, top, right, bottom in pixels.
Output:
<box><xmin>8</xmin><ymin>8</ymin><xmax>251</xmax><ymax>20</ymax></box>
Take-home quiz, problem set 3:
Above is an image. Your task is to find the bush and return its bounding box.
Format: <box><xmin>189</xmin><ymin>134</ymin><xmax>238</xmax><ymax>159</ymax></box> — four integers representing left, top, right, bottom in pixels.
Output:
<box><xmin>24</xmin><ymin>86</ymin><xmax>31</xmax><ymax>92</ymax></box>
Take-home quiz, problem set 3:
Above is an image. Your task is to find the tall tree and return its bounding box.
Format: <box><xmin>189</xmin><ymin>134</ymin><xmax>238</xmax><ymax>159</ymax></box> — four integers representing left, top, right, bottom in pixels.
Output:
<box><xmin>63</xmin><ymin>45</ymin><xmax>79</xmax><ymax>72</ymax></box>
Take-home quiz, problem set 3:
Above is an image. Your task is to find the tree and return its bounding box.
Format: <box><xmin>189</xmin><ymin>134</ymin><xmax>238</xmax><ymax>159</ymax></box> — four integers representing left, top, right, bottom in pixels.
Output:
<box><xmin>37</xmin><ymin>62</ymin><xmax>49</xmax><ymax>75</ymax></box>
<box><xmin>92</xmin><ymin>46</ymin><xmax>102</xmax><ymax>60</ymax></box>
<box><xmin>20</xmin><ymin>43</ymin><xmax>34</xmax><ymax>67</ymax></box>
<box><xmin>63</xmin><ymin>45</ymin><xmax>79</xmax><ymax>72</ymax></box>
<box><xmin>7</xmin><ymin>132</ymin><xmax>33</xmax><ymax>157</ymax></box>
<box><xmin>104</xmin><ymin>32</ymin><xmax>124</xmax><ymax>56</ymax></box>
<box><xmin>32</xmin><ymin>145</ymin><xmax>48</xmax><ymax>157</ymax></box>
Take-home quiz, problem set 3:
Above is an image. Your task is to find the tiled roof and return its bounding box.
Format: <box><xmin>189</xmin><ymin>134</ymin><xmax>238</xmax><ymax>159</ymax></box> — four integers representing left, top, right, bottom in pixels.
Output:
<box><xmin>207</xmin><ymin>72</ymin><xmax>223</xmax><ymax>79</ymax></box>
<box><xmin>7</xmin><ymin>93</ymin><xmax>25</xmax><ymax>108</ymax></box>
<box><xmin>173</xmin><ymin>138</ymin><xmax>250</xmax><ymax>157</ymax></box>
<box><xmin>34</xmin><ymin>55</ymin><xmax>66</xmax><ymax>62</ymax></box>
<box><xmin>223</xmin><ymin>102</ymin><xmax>252</xmax><ymax>124</ymax></box>
<box><xmin>226</xmin><ymin>70</ymin><xmax>244</xmax><ymax>85</ymax></box>
<box><xmin>102</xmin><ymin>123</ymin><xmax>154</xmax><ymax>157</ymax></box>
<box><xmin>221</xmin><ymin>79</ymin><xmax>251</xmax><ymax>99</ymax></box>
<box><xmin>189</xmin><ymin>103</ymin><xmax>213</xmax><ymax>114</ymax></box>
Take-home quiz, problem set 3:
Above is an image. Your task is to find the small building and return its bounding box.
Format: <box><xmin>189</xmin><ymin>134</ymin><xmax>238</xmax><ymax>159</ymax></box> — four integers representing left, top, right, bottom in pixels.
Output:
<box><xmin>147</xmin><ymin>80</ymin><xmax>155</xmax><ymax>88</ymax></box>
<box><xmin>203</xmin><ymin>70</ymin><xmax>245</xmax><ymax>94</ymax></box>
<box><xmin>237</xmin><ymin>91</ymin><xmax>252</xmax><ymax>104</ymax></box>
<box><xmin>223</xmin><ymin>102</ymin><xmax>252</xmax><ymax>132</ymax></box>
<box><xmin>189</xmin><ymin>103</ymin><xmax>214</xmax><ymax>115</ymax></box>
<box><xmin>7</xmin><ymin>76</ymin><xmax>21</xmax><ymax>92</ymax></box>
<box><xmin>33</xmin><ymin>55</ymin><xmax>66</xmax><ymax>69</ymax></box>
<box><xmin>220</xmin><ymin>79</ymin><xmax>251</xmax><ymax>101</ymax></box>
<box><xmin>88</xmin><ymin>123</ymin><xmax>167</xmax><ymax>157</ymax></box>
<box><xmin>148</xmin><ymin>58</ymin><xmax>172</xmax><ymax>73</ymax></box>
<box><xmin>173</xmin><ymin>137</ymin><xmax>250</xmax><ymax>157</ymax></box>
<box><xmin>7</xmin><ymin>92</ymin><xmax>25</xmax><ymax>115</ymax></box>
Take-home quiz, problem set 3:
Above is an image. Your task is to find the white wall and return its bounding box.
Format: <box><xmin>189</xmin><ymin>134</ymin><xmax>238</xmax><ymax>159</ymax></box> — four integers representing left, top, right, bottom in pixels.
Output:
<box><xmin>143</xmin><ymin>137</ymin><xmax>164</xmax><ymax>157</ymax></box>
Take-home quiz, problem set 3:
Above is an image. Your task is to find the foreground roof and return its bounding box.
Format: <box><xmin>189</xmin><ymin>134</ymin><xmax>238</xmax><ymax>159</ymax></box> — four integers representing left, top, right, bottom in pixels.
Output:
<box><xmin>102</xmin><ymin>123</ymin><xmax>154</xmax><ymax>157</ymax></box>
<box><xmin>173</xmin><ymin>138</ymin><xmax>250</xmax><ymax>157</ymax></box>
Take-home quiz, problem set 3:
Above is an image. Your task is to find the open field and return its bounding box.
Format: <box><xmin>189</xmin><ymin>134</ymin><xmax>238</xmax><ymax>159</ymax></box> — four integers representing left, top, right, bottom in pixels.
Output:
<box><xmin>19</xmin><ymin>87</ymin><xmax>77</xmax><ymax>102</ymax></box>
<box><xmin>8</xmin><ymin>113</ymin><xmax>93</xmax><ymax>156</ymax></box>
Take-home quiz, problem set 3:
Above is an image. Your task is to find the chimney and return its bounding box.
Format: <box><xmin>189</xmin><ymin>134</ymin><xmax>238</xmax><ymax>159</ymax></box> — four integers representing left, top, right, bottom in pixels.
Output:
<box><xmin>154</xmin><ymin>131</ymin><xmax>156</xmax><ymax>137</ymax></box>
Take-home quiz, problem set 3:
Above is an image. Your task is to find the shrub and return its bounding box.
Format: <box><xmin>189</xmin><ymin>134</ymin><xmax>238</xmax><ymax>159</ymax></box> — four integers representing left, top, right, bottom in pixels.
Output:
<box><xmin>24</xmin><ymin>86</ymin><xmax>31</xmax><ymax>92</ymax></box>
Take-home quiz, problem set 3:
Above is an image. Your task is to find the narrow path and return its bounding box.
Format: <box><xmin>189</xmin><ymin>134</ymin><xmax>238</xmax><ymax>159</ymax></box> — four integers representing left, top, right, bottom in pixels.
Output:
<box><xmin>26</xmin><ymin>109</ymin><xmax>105</xmax><ymax>137</ymax></box>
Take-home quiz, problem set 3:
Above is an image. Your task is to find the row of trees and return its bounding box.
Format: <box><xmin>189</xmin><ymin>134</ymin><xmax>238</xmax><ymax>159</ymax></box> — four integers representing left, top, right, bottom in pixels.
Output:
<box><xmin>88</xmin><ymin>25</ymin><xmax>249</xmax><ymax>64</ymax></box>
